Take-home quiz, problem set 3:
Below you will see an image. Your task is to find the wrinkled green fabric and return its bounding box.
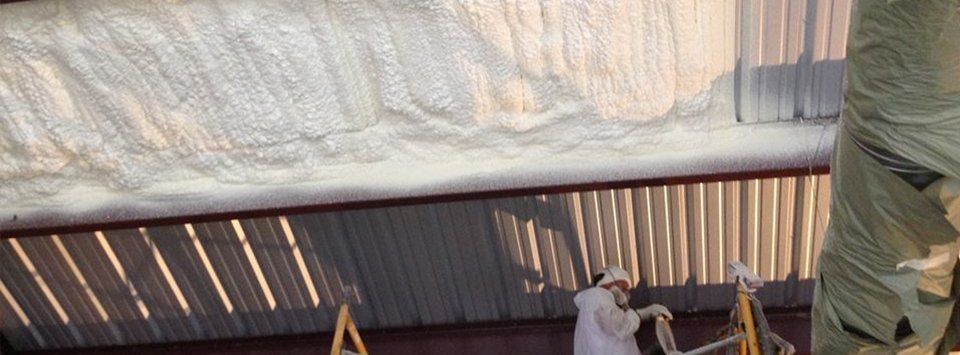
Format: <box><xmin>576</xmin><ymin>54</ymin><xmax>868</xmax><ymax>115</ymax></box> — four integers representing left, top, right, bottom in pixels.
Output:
<box><xmin>813</xmin><ymin>0</ymin><xmax>960</xmax><ymax>353</ymax></box>
<box><xmin>844</xmin><ymin>0</ymin><xmax>960</xmax><ymax>178</ymax></box>
<box><xmin>813</xmin><ymin>128</ymin><xmax>960</xmax><ymax>353</ymax></box>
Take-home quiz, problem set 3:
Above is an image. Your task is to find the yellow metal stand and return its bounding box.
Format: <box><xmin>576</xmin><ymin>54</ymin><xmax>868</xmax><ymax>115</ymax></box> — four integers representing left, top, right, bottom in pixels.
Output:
<box><xmin>736</xmin><ymin>283</ymin><xmax>761</xmax><ymax>355</ymax></box>
<box><xmin>653</xmin><ymin>262</ymin><xmax>793</xmax><ymax>354</ymax></box>
<box><xmin>330</xmin><ymin>304</ymin><xmax>369</xmax><ymax>355</ymax></box>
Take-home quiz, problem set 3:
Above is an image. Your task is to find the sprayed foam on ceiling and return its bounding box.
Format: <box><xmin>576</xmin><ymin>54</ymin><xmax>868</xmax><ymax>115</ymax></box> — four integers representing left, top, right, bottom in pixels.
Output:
<box><xmin>0</xmin><ymin>0</ymin><xmax>835</xmax><ymax>229</ymax></box>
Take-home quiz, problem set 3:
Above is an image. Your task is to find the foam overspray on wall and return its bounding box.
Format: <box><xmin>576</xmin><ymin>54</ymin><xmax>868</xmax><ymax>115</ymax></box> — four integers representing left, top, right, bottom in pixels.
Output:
<box><xmin>0</xmin><ymin>0</ymin><xmax>739</xmax><ymax>215</ymax></box>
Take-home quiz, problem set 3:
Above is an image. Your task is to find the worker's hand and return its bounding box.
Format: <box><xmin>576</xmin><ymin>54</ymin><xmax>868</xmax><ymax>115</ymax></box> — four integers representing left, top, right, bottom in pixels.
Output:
<box><xmin>636</xmin><ymin>304</ymin><xmax>672</xmax><ymax>321</ymax></box>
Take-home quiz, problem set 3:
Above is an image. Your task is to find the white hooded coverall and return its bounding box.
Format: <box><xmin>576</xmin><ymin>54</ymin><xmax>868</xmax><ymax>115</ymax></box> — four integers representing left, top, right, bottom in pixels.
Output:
<box><xmin>573</xmin><ymin>286</ymin><xmax>642</xmax><ymax>355</ymax></box>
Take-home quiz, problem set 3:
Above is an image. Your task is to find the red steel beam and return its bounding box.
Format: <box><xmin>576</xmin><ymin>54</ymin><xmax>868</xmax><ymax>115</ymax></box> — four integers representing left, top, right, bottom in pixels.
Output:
<box><xmin>0</xmin><ymin>334</ymin><xmax>12</xmax><ymax>355</ymax></box>
<box><xmin>21</xmin><ymin>308</ymin><xmax>813</xmax><ymax>355</ymax></box>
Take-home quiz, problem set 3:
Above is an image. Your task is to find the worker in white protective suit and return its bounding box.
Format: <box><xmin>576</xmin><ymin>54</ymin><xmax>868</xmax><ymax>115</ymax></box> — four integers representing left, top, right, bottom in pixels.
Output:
<box><xmin>574</xmin><ymin>266</ymin><xmax>672</xmax><ymax>355</ymax></box>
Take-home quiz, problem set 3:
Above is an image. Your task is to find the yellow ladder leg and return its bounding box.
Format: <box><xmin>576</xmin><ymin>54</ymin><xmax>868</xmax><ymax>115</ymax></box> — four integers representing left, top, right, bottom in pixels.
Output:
<box><xmin>330</xmin><ymin>304</ymin><xmax>369</xmax><ymax>355</ymax></box>
<box><xmin>736</xmin><ymin>284</ymin><xmax>762</xmax><ymax>355</ymax></box>
<box><xmin>330</xmin><ymin>304</ymin><xmax>350</xmax><ymax>355</ymax></box>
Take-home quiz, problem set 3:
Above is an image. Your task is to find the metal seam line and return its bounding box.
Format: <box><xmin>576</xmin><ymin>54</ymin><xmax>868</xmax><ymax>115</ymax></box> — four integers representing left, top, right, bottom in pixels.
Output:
<box><xmin>138</xmin><ymin>228</ymin><xmax>202</xmax><ymax>337</ymax></box>
<box><xmin>230</xmin><ymin>220</ymin><xmax>277</xmax><ymax>310</ymax></box>
<box><xmin>543</xmin><ymin>220</ymin><xmax>562</xmax><ymax>291</ymax></box>
<box><xmin>757</xmin><ymin>0</ymin><xmax>765</xmax><ymax>68</ymax></box>
<box><xmin>644</xmin><ymin>187</ymin><xmax>658</xmax><ymax>286</ymax></box>
<box><xmin>8</xmin><ymin>239</ymin><xmax>84</xmax><ymax>345</ymax></box>
<box><xmin>677</xmin><ymin>186</ymin><xmax>689</xmax><ymax>283</ymax></box>
<box><xmin>277</xmin><ymin>217</ymin><xmax>321</xmax><ymax>307</ymax></box>
<box><xmin>593</xmin><ymin>191</ymin><xmax>606</xmax><ymax>266</ymax></box>
<box><xmin>534</xmin><ymin>194</ymin><xmax>562</xmax><ymax>294</ymax></box>
<box><xmin>699</xmin><ymin>183</ymin><xmax>708</xmax><ymax>285</ymax></box>
<box><xmin>94</xmin><ymin>231</ymin><xmax>163</xmax><ymax>340</ymax></box>
<box><xmin>818</xmin><ymin>3</ymin><xmax>831</xmax><ymax>60</ymax></box>
<box><xmin>281</xmin><ymin>216</ymin><xmax>326</xmax><ymax>315</ymax></box>
<box><xmin>207</xmin><ymin>222</ymin><xmax>258</xmax><ymax>325</ymax></box>
<box><xmin>294</xmin><ymin>216</ymin><xmax>336</xmax><ymax>307</ymax></box>
<box><xmin>623</xmin><ymin>189</ymin><xmax>640</xmax><ymax>285</ymax></box>
<box><xmin>734</xmin><ymin>182</ymin><xmax>742</xmax><ymax>277</ymax></box>
<box><xmin>784</xmin><ymin>177</ymin><xmax>797</xmax><ymax>279</ymax></box>
<box><xmin>753</xmin><ymin>179</ymin><xmax>761</xmax><ymax>273</ymax></box>
<box><xmin>506</xmin><ymin>212</ymin><xmax>531</xmax><ymax>294</ymax></box>
<box><xmin>2</xmin><ymin>276</ymin><xmax>62</xmax><ymax>346</ymax></box>
<box><xmin>838</xmin><ymin>1</ymin><xmax>852</xmax><ymax>61</ymax></box>
<box><xmin>572</xmin><ymin>194</ymin><xmax>591</xmax><ymax>282</ymax></box>
<box><xmin>184</xmin><ymin>223</ymin><xmax>235</xmax><ymax>313</ymax></box>
<box><xmin>718</xmin><ymin>182</ymin><xmax>726</xmax><ymax>283</ymax></box>
<box><xmin>515</xmin><ymin>213</ymin><xmax>532</xmax><ymax>295</ymax></box>
<box><xmin>610</xmin><ymin>190</ymin><xmax>624</xmax><ymax>268</ymax></box>
<box><xmin>538</xmin><ymin>194</ymin><xmax>562</xmax><ymax>291</ymax></box>
<box><xmin>247</xmin><ymin>221</ymin><xmax>289</xmax><ymax>321</ymax></box>
<box><xmin>819</xmin><ymin>4</ymin><xmax>834</xmax><ymax>112</ymax></box>
<box><xmin>770</xmin><ymin>178</ymin><xmax>780</xmax><ymax>280</ymax></box>
<box><xmin>50</xmin><ymin>235</ymin><xmax>123</xmax><ymax>344</ymax></box>
<box><xmin>803</xmin><ymin>176</ymin><xmax>819</xmax><ymax>279</ymax></box>
<box><xmin>0</xmin><ymin>277</ymin><xmax>46</xmax><ymax>348</ymax></box>
<box><xmin>662</xmin><ymin>187</ymin><xmax>675</xmax><ymax>286</ymax></box>
<box><xmin>777</xmin><ymin>0</ymin><xmax>787</xmax><ymax>64</ymax></box>
<box><xmin>524</xmin><ymin>218</ymin><xmax>544</xmax><ymax>293</ymax></box>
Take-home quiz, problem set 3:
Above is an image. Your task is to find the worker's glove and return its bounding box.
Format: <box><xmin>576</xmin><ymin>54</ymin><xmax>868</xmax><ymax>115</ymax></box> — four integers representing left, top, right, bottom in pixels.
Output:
<box><xmin>635</xmin><ymin>304</ymin><xmax>673</xmax><ymax>321</ymax></box>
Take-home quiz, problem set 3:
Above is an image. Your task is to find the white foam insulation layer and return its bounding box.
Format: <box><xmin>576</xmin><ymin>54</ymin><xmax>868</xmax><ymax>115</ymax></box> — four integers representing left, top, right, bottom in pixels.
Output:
<box><xmin>0</xmin><ymin>0</ymin><xmax>834</xmax><ymax>231</ymax></box>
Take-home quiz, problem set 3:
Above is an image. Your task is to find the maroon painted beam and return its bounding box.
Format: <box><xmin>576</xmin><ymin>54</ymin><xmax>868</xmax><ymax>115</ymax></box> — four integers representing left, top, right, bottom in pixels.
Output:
<box><xmin>1</xmin><ymin>166</ymin><xmax>829</xmax><ymax>239</ymax></box>
<box><xmin>21</xmin><ymin>309</ymin><xmax>813</xmax><ymax>355</ymax></box>
<box><xmin>0</xmin><ymin>334</ymin><xmax>14</xmax><ymax>355</ymax></box>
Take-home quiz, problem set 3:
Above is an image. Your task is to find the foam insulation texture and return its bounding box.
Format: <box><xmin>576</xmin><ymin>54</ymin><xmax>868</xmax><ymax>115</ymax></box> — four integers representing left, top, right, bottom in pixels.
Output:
<box><xmin>0</xmin><ymin>0</ymin><xmax>770</xmax><ymax>223</ymax></box>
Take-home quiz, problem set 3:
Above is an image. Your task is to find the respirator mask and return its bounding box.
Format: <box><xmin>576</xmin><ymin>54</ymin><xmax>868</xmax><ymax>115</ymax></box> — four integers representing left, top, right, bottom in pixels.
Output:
<box><xmin>609</xmin><ymin>285</ymin><xmax>630</xmax><ymax>307</ymax></box>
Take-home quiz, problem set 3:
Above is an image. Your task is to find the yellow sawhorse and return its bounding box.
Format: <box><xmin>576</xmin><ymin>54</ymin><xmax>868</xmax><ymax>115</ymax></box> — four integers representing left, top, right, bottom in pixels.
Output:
<box><xmin>654</xmin><ymin>261</ymin><xmax>794</xmax><ymax>355</ymax></box>
<box><xmin>330</xmin><ymin>303</ymin><xmax>368</xmax><ymax>355</ymax></box>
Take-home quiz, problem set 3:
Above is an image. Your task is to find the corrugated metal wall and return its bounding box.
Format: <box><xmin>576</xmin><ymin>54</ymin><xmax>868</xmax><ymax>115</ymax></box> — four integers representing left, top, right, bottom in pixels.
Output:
<box><xmin>0</xmin><ymin>174</ymin><xmax>830</xmax><ymax>351</ymax></box>
<box><xmin>0</xmin><ymin>0</ymin><xmax>851</xmax><ymax>351</ymax></box>
<box><xmin>736</xmin><ymin>0</ymin><xmax>852</xmax><ymax>122</ymax></box>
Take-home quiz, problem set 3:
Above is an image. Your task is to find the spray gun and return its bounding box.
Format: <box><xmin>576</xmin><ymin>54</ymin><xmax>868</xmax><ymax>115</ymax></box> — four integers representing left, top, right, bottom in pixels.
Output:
<box><xmin>727</xmin><ymin>261</ymin><xmax>763</xmax><ymax>292</ymax></box>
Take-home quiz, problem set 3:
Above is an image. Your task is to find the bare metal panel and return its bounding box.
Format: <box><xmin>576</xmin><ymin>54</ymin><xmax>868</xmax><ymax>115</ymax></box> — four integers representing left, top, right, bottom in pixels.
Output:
<box><xmin>0</xmin><ymin>174</ymin><xmax>830</xmax><ymax>350</ymax></box>
<box><xmin>737</xmin><ymin>0</ymin><xmax>852</xmax><ymax>122</ymax></box>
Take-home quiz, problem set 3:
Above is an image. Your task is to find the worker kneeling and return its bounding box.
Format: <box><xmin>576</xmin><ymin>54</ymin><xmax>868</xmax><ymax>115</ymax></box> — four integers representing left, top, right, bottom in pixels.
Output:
<box><xmin>574</xmin><ymin>266</ymin><xmax>672</xmax><ymax>355</ymax></box>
